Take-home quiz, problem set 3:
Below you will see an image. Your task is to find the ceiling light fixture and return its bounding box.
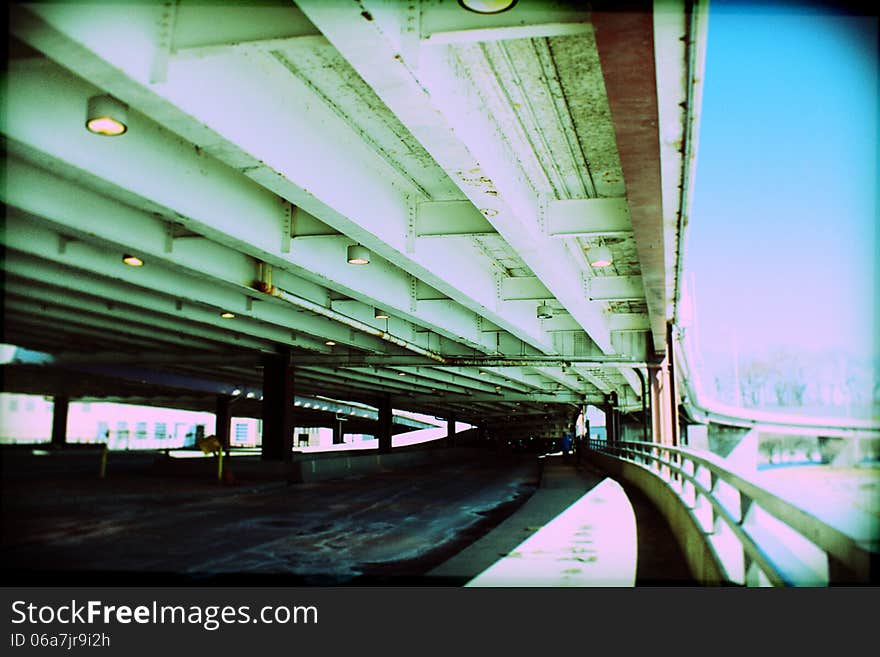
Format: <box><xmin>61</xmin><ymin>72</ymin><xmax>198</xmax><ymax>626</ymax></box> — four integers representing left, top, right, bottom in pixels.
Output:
<box><xmin>347</xmin><ymin>244</ymin><xmax>370</xmax><ymax>265</ymax></box>
<box><xmin>220</xmin><ymin>311</ymin><xmax>235</xmax><ymax>319</ymax></box>
<box><xmin>458</xmin><ymin>0</ymin><xmax>517</xmax><ymax>14</ymax></box>
<box><xmin>374</xmin><ymin>308</ymin><xmax>390</xmax><ymax>319</ymax></box>
<box><xmin>398</xmin><ymin>371</ymin><xmax>407</xmax><ymax>376</ymax></box>
<box><xmin>86</xmin><ymin>94</ymin><xmax>129</xmax><ymax>136</ymax></box>
<box><xmin>536</xmin><ymin>303</ymin><xmax>553</xmax><ymax>320</ymax></box>
<box><xmin>122</xmin><ymin>254</ymin><xmax>144</xmax><ymax>267</ymax></box>
<box><xmin>325</xmin><ymin>340</ymin><xmax>336</xmax><ymax>346</ymax></box>
<box><xmin>587</xmin><ymin>244</ymin><xmax>613</xmax><ymax>268</ymax></box>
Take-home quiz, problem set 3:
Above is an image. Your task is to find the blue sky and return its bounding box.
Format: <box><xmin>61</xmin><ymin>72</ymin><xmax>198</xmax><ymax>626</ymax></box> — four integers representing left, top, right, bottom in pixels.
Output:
<box><xmin>686</xmin><ymin>1</ymin><xmax>878</xmax><ymax>360</ymax></box>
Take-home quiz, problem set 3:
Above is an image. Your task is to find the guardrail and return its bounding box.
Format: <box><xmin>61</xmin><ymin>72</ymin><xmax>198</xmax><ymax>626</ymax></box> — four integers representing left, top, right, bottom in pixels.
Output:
<box><xmin>587</xmin><ymin>439</ymin><xmax>877</xmax><ymax>585</ymax></box>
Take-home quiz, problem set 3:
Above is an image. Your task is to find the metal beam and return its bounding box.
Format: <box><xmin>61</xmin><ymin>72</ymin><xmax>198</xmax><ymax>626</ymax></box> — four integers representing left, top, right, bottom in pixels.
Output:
<box><xmin>546</xmin><ymin>198</ymin><xmax>632</xmax><ymax>238</ymax></box>
<box><xmin>294</xmin><ymin>0</ymin><xmax>616</xmax><ymax>356</ymax></box>
<box><xmin>2</xmin><ymin>246</ymin><xmax>338</xmax><ymax>354</ymax></box>
<box><xmin>592</xmin><ymin>5</ymin><xmax>668</xmax><ymax>353</ymax></box>
<box><xmin>6</xmin><ymin>1</ymin><xmax>648</xmax><ymax>408</ymax></box>
<box><xmin>4</xmin><ymin>164</ymin><xmax>477</xmax><ymax>359</ymax></box>
<box><xmin>343</xmin><ymin>368</ymin><xmax>478</xmax><ymax>396</ymax></box>
<box><xmin>386</xmin><ymin>366</ymin><xmax>519</xmax><ymax>395</ymax></box>
<box><xmin>287</xmin><ymin>355</ymin><xmax>649</xmax><ymax>368</ymax></box>
<box><xmin>500</xmin><ymin>276</ymin><xmax>552</xmax><ymax>302</ymax></box>
<box><xmin>407</xmin><ymin>392</ymin><xmax>593</xmax><ymax>404</ymax></box>
<box><xmin>586</xmin><ymin>276</ymin><xmax>646</xmax><ymax>302</ymax></box>
<box><xmin>608</xmin><ymin>314</ymin><xmax>651</xmax><ymax>332</ymax></box>
<box><xmin>4</xmin><ymin>314</ymin><xmax>166</xmax><ymax>356</ymax></box>
<box><xmin>418</xmin><ymin>0</ymin><xmax>590</xmax><ymax>44</ymax></box>
<box><xmin>529</xmin><ymin>366</ymin><xmax>586</xmax><ymax>394</ymax></box>
<box><xmin>4</xmin><ymin>275</ymin><xmax>275</xmax><ymax>352</ymax></box>
<box><xmin>173</xmin><ymin>0</ymin><xmax>320</xmax><ymax>52</ymax></box>
<box><xmin>5</xmin><ymin>162</ymin><xmax>470</xmax><ymax>357</ymax></box>
<box><xmin>1</xmin><ymin>49</ymin><xmax>553</xmax><ymax>357</ymax></box>
<box><xmin>297</xmin><ymin>367</ymin><xmax>439</xmax><ymax>396</ymax></box>
<box><xmin>52</xmin><ymin>351</ymin><xmax>258</xmax><ymax>367</ymax></box>
<box><xmin>3</xmin><ymin>293</ymin><xmax>260</xmax><ymax>356</ymax></box>
<box><xmin>573</xmin><ymin>365</ymin><xmax>615</xmax><ymax>395</ymax></box>
<box><xmin>415</xmin><ymin>200</ymin><xmax>496</xmax><ymax>237</ymax></box>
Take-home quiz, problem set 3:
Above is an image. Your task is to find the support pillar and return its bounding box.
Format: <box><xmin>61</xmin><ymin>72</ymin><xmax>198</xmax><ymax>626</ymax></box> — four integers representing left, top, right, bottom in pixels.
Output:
<box><xmin>51</xmin><ymin>395</ymin><xmax>69</xmax><ymax>447</ymax></box>
<box><xmin>651</xmin><ymin>362</ymin><xmax>676</xmax><ymax>446</ymax></box>
<box><xmin>261</xmin><ymin>348</ymin><xmax>294</xmax><ymax>461</ymax></box>
<box><xmin>447</xmin><ymin>415</ymin><xmax>457</xmax><ymax>446</ymax></box>
<box><xmin>332</xmin><ymin>418</ymin><xmax>344</xmax><ymax>445</ymax></box>
<box><xmin>602</xmin><ymin>403</ymin><xmax>612</xmax><ymax>443</ymax></box>
<box><xmin>666</xmin><ymin>323</ymin><xmax>680</xmax><ymax>447</ymax></box>
<box><xmin>215</xmin><ymin>395</ymin><xmax>231</xmax><ymax>455</ymax></box>
<box><xmin>634</xmin><ymin>368</ymin><xmax>649</xmax><ymax>443</ymax></box>
<box><xmin>606</xmin><ymin>392</ymin><xmax>620</xmax><ymax>444</ymax></box>
<box><xmin>378</xmin><ymin>393</ymin><xmax>392</xmax><ymax>453</ymax></box>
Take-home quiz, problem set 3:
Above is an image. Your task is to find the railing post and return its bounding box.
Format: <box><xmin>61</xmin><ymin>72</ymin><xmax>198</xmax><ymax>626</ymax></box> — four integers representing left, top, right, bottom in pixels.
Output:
<box><xmin>681</xmin><ymin>457</ymin><xmax>695</xmax><ymax>507</ymax></box>
<box><xmin>583</xmin><ymin>431</ymin><xmax>876</xmax><ymax>586</ymax></box>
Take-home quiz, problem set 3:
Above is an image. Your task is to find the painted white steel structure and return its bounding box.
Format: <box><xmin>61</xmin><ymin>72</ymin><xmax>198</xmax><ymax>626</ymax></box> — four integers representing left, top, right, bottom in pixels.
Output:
<box><xmin>2</xmin><ymin>0</ymin><xmax>704</xmax><ymax>434</ymax></box>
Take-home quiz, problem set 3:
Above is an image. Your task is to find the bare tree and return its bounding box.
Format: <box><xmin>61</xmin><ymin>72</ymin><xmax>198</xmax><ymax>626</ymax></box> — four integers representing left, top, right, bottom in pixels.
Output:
<box><xmin>739</xmin><ymin>359</ymin><xmax>771</xmax><ymax>407</ymax></box>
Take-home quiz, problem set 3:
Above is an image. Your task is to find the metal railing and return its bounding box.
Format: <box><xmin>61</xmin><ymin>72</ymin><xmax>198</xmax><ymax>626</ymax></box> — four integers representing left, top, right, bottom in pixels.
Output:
<box><xmin>588</xmin><ymin>439</ymin><xmax>877</xmax><ymax>586</ymax></box>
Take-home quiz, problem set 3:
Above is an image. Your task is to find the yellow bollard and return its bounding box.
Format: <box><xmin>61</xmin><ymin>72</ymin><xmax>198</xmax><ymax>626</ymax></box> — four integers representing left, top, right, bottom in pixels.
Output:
<box><xmin>99</xmin><ymin>443</ymin><xmax>108</xmax><ymax>479</ymax></box>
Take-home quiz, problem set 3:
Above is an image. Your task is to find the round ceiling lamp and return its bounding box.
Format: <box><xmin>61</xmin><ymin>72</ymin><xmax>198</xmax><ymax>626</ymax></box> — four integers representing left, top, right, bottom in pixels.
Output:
<box><xmin>374</xmin><ymin>308</ymin><xmax>390</xmax><ymax>320</ymax></box>
<box><xmin>86</xmin><ymin>94</ymin><xmax>128</xmax><ymax>136</ymax></box>
<box><xmin>458</xmin><ymin>0</ymin><xmax>518</xmax><ymax>14</ymax></box>
<box><xmin>587</xmin><ymin>244</ymin><xmax>613</xmax><ymax>268</ymax></box>
<box><xmin>536</xmin><ymin>303</ymin><xmax>553</xmax><ymax>320</ymax></box>
<box><xmin>347</xmin><ymin>244</ymin><xmax>370</xmax><ymax>265</ymax></box>
<box><xmin>122</xmin><ymin>254</ymin><xmax>144</xmax><ymax>267</ymax></box>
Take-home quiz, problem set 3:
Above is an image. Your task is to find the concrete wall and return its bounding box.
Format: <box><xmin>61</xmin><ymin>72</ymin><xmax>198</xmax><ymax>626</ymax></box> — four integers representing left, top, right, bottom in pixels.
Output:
<box><xmin>293</xmin><ymin>446</ymin><xmax>476</xmax><ymax>482</ymax></box>
<box><xmin>152</xmin><ymin>437</ymin><xmax>487</xmax><ymax>482</ymax></box>
<box><xmin>586</xmin><ymin>451</ymin><xmax>729</xmax><ymax>585</ymax></box>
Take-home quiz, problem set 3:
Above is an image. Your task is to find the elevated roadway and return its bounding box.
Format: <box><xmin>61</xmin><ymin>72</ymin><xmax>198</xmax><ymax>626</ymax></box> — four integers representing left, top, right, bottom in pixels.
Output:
<box><xmin>2</xmin><ymin>0</ymin><xmax>704</xmax><ymax>450</ymax></box>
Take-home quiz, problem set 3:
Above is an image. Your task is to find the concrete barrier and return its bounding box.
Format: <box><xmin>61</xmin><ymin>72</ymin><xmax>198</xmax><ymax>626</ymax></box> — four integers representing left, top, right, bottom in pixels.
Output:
<box><xmin>150</xmin><ymin>443</ymin><xmax>487</xmax><ymax>482</ymax></box>
<box><xmin>586</xmin><ymin>450</ymin><xmax>728</xmax><ymax>585</ymax></box>
<box><xmin>294</xmin><ymin>446</ymin><xmax>479</xmax><ymax>482</ymax></box>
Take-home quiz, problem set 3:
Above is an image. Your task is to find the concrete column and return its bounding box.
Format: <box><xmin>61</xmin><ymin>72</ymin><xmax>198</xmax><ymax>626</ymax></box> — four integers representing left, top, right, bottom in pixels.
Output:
<box><xmin>650</xmin><ymin>368</ymin><xmax>664</xmax><ymax>444</ymax></box>
<box><xmin>261</xmin><ymin>348</ymin><xmax>294</xmax><ymax>461</ymax></box>
<box><xmin>651</xmin><ymin>361</ymin><xmax>677</xmax><ymax>446</ymax></box>
<box><xmin>604</xmin><ymin>396</ymin><xmax>618</xmax><ymax>444</ymax></box>
<box><xmin>332</xmin><ymin>419</ymin><xmax>344</xmax><ymax>445</ymax></box>
<box><xmin>447</xmin><ymin>415</ymin><xmax>457</xmax><ymax>446</ymax></box>
<box><xmin>378</xmin><ymin>393</ymin><xmax>392</xmax><ymax>453</ymax></box>
<box><xmin>612</xmin><ymin>392</ymin><xmax>622</xmax><ymax>444</ymax></box>
<box><xmin>50</xmin><ymin>395</ymin><xmax>69</xmax><ymax>447</ymax></box>
<box><xmin>666</xmin><ymin>323</ymin><xmax>680</xmax><ymax>447</ymax></box>
<box><xmin>215</xmin><ymin>395</ymin><xmax>231</xmax><ymax>455</ymax></box>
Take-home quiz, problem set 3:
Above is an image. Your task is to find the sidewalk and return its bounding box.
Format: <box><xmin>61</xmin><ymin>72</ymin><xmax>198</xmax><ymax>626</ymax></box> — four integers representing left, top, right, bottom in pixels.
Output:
<box><xmin>428</xmin><ymin>455</ymin><xmax>638</xmax><ymax>586</ymax></box>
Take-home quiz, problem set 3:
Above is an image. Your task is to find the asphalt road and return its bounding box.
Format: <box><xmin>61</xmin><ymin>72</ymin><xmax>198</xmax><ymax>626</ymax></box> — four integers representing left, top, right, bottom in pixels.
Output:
<box><xmin>1</xmin><ymin>450</ymin><xmax>540</xmax><ymax>586</ymax></box>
